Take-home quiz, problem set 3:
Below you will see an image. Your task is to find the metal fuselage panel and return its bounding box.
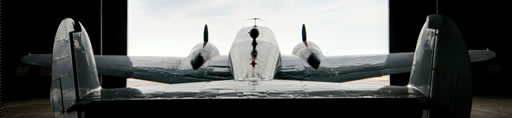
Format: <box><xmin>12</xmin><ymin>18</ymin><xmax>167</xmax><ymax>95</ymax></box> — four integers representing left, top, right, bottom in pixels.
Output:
<box><xmin>229</xmin><ymin>26</ymin><xmax>281</xmax><ymax>80</ymax></box>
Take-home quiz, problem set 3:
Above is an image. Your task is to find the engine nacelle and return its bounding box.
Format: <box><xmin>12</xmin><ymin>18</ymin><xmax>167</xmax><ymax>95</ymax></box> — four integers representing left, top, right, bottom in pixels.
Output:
<box><xmin>187</xmin><ymin>42</ymin><xmax>220</xmax><ymax>70</ymax></box>
<box><xmin>292</xmin><ymin>41</ymin><xmax>324</xmax><ymax>69</ymax></box>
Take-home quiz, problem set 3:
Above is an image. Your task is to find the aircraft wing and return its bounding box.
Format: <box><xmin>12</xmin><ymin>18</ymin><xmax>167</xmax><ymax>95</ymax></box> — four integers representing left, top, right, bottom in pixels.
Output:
<box><xmin>22</xmin><ymin>54</ymin><xmax>232</xmax><ymax>84</ymax></box>
<box><xmin>277</xmin><ymin>50</ymin><xmax>496</xmax><ymax>82</ymax></box>
<box><xmin>22</xmin><ymin>49</ymin><xmax>494</xmax><ymax>84</ymax></box>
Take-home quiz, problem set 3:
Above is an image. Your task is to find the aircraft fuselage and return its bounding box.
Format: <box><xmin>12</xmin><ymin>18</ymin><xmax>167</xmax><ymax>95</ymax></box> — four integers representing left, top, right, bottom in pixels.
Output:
<box><xmin>229</xmin><ymin>26</ymin><xmax>281</xmax><ymax>81</ymax></box>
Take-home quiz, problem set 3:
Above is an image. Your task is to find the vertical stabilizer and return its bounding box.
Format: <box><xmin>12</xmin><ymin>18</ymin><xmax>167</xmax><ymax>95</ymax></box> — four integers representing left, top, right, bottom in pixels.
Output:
<box><xmin>50</xmin><ymin>18</ymin><xmax>100</xmax><ymax>118</ymax></box>
<box><xmin>408</xmin><ymin>15</ymin><xmax>472</xmax><ymax>118</ymax></box>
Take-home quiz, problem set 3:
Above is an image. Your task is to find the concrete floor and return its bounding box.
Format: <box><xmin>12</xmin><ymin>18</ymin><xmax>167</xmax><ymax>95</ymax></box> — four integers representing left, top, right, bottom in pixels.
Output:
<box><xmin>3</xmin><ymin>98</ymin><xmax>53</xmax><ymax>118</ymax></box>
<box><xmin>4</xmin><ymin>77</ymin><xmax>512</xmax><ymax>118</ymax></box>
<box><xmin>471</xmin><ymin>96</ymin><xmax>512</xmax><ymax>118</ymax></box>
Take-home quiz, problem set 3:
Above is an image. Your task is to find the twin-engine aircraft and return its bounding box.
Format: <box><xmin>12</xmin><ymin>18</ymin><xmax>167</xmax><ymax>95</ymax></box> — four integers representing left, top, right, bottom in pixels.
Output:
<box><xmin>22</xmin><ymin>15</ymin><xmax>495</xmax><ymax>118</ymax></box>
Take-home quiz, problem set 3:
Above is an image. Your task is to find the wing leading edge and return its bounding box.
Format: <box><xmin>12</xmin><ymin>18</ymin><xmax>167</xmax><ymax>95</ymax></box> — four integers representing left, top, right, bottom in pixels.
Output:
<box><xmin>22</xmin><ymin>54</ymin><xmax>232</xmax><ymax>84</ymax></box>
<box><xmin>277</xmin><ymin>50</ymin><xmax>495</xmax><ymax>82</ymax></box>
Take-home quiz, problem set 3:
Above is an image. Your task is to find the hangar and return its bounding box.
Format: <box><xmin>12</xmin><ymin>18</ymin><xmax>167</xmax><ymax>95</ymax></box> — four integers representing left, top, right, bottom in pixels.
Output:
<box><xmin>1</xmin><ymin>0</ymin><xmax>509</xmax><ymax>117</ymax></box>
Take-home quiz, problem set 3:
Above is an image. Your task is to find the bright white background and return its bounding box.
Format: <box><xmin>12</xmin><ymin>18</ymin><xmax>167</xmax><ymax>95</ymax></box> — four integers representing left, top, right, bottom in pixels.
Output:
<box><xmin>128</xmin><ymin>0</ymin><xmax>389</xmax><ymax>57</ymax></box>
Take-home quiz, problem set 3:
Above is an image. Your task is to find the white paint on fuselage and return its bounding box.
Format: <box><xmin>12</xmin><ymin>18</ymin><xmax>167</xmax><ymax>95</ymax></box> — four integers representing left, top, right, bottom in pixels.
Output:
<box><xmin>229</xmin><ymin>26</ymin><xmax>281</xmax><ymax>81</ymax></box>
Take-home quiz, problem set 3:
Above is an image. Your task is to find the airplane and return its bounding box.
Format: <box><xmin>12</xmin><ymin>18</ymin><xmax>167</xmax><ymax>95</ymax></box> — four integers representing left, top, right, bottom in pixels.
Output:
<box><xmin>22</xmin><ymin>15</ymin><xmax>495</xmax><ymax>118</ymax></box>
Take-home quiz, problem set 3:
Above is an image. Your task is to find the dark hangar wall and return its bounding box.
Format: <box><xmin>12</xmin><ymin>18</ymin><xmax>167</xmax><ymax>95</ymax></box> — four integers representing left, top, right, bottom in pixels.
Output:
<box><xmin>389</xmin><ymin>0</ymin><xmax>509</xmax><ymax>96</ymax></box>
<box><xmin>2</xmin><ymin>0</ymin><xmax>127</xmax><ymax>99</ymax></box>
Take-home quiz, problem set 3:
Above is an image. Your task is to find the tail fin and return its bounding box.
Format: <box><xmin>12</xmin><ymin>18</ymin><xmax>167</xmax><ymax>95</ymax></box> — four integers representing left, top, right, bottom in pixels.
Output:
<box><xmin>50</xmin><ymin>18</ymin><xmax>100</xmax><ymax>117</ymax></box>
<box><xmin>408</xmin><ymin>15</ymin><xmax>472</xmax><ymax>118</ymax></box>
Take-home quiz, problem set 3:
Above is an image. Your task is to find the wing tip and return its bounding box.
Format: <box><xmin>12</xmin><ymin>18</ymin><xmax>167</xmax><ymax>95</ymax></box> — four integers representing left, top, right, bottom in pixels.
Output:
<box><xmin>482</xmin><ymin>48</ymin><xmax>497</xmax><ymax>60</ymax></box>
<box><xmin>468</xmin><ymin>49</ymin><xmax>497</xmax><ymax>62</ymax></box>
<box><xmin>20</xmin><ymin>54</ymin><xmax>52</xmax><ymax>66</ymax></box>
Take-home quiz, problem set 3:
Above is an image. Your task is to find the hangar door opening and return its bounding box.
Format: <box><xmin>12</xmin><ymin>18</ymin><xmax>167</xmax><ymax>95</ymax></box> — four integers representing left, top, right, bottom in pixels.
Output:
<box><xmin>127</xmin><ymin>0</ymin><xmax>389</xmax><ymax>86</ymax></box>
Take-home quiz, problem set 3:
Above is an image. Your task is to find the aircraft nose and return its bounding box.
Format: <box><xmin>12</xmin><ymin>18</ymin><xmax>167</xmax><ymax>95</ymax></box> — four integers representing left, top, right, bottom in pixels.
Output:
<box><xmin>249</xmin><ymin>28</ymin><xmax>259</xmax><ymax>39</ymax></box>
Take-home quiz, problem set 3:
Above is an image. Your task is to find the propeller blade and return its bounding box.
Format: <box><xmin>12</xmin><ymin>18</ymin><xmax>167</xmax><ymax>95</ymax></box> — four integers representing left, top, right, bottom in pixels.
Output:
<box><xmin>203</xmin><ymin>24</ymin><xmax>208</xmax><ymax>47</ymax></box>
<box><xmin>248</xmin><ymin>18</ymin><xmax>264</xmax><ymax>26</ymax></box>
<box><xmin>203</xmin><ymin>24</ymin><xmax>208</xmax><ymax>43</ymax></box>
<box><xmin>302</xmin><ymin>24</ymin><xmax>308</xmax><ymax>47</ymax></box>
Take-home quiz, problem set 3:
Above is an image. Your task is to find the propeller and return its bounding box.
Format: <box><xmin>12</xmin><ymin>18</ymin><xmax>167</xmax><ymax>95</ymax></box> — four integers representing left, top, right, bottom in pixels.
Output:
<box><xmin>203</xmin><ymin>24</ymin><xmax>208</xmax><ymax>47</ymax></box>
<box><xmin>248</xmin><ymin>18</ymin><xmax>264</xmax><ymax>26</ymax></box>
<box><xmin>302</xmin><ymin>24</ymin><xmax>308</xmax><ymax>47</ymax></box>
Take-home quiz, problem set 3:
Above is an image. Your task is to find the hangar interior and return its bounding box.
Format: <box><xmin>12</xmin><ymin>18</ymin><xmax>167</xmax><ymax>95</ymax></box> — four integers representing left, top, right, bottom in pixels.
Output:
<box><xmin>1</xmin><ymin>0</ymin><xmax>510</xmax><ymax>117</ymax></box>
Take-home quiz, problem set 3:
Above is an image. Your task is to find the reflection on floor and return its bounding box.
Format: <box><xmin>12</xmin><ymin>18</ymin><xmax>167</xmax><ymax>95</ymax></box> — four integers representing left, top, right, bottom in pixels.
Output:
<box><xmin>4</xmin><ymin>77</ymin><xmax>511</xmax><ymax>118</ymax></box>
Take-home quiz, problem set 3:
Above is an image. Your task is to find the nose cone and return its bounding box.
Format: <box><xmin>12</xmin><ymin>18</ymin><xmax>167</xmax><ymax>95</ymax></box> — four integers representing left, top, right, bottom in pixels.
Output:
<box><xmin>249</xmin><ymin>28</ymin><xmax>259</xmax><ymax>39</ymax></box>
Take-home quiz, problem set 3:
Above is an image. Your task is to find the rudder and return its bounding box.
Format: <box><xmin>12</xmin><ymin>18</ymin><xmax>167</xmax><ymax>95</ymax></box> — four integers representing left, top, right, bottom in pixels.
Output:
<box><xmin>408</xmin><ymin>15</ymin><xmax>472</xmax><ymax>118</ymax></box>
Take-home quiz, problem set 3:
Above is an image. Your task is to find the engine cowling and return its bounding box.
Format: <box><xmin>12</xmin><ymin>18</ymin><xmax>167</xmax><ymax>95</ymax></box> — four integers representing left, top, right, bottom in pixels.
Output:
<box><xmin>188</xmin><ymin>42</ymin><xmax>220</xmax><ymax>70</ymax></box>
<box><xmin>292</xmin><ymin>41</ymin><xmax>324</xmax><ymax>69</ymax></box>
